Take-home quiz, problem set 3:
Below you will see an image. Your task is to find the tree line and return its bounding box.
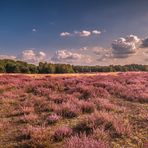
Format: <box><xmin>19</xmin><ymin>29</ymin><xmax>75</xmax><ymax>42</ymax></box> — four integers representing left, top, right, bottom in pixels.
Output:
<box><xmin>0</xmin><ymin>59</ymin><xmax>147</xmax><ymax>74</ymax></box>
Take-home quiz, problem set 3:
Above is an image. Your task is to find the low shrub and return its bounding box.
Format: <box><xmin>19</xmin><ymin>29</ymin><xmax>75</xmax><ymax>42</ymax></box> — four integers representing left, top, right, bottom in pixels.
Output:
<box><xmin>47</xmin><ymin>114</ymin><xmax>61</xmax><ymax>124</ymax></box>
<box><xmin>63</xmin><ymin>134</ymin><xmax>108</xmax><ymax>148</ymax></box>
<box><xmin>52</xmin><ymin>127</ymin><xmax>72</xmax><ymax>142</ymax></box>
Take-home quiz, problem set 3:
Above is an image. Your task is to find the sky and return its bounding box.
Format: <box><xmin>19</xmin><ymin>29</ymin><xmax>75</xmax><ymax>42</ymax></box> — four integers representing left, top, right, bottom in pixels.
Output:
<box><xmin>0</xmin><ymin>0</ymin><xmax>148</xmax><ymax>65</ymax></box>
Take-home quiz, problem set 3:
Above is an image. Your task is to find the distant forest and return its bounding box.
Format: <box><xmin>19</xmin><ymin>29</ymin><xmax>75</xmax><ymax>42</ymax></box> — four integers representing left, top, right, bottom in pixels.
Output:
<box><xmin>0</xmin><ymin>59</ymin><xmax>148</xmax><ymax>74</ymax></box>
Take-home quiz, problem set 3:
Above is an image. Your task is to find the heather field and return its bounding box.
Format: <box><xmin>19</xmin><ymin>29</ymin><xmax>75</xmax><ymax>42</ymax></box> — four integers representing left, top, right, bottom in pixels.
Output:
<box><xmin>0</xmin><ymin>72</ymin><xmax>148</xmax><ymax>148</ymax></box>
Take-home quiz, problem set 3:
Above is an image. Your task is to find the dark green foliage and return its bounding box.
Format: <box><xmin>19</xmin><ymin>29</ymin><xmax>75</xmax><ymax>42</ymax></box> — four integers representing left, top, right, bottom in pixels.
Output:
<box><xmin>5</xmin><ymin>62</ymin><xmax>20</xmax><ymax>73</ymax></box>
<box><xmin>0</xmin><ymin>59</ymin><xmax>147</xmax><ymax>73</ymax></box>
<box><xmin>55</xmin><ymin>64</ymin><xmax>74</xmax><ymax>73</ymax></box>
<box><xmin>38</xmin><ymin>62</ymin><xmax>55</xmax><ymax>73</ymax></box>
<box><xmin>0</xmin><ymin>64</ymin><xmax>5</xmax><ymax>73</ymax></box>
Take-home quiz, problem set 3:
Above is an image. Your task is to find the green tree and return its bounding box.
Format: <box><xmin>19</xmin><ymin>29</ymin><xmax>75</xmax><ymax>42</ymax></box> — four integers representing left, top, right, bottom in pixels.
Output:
<box><xmin>0</xmin><ymin>64</ymin><xmax>5</xmax><ymax>73</ymax></box>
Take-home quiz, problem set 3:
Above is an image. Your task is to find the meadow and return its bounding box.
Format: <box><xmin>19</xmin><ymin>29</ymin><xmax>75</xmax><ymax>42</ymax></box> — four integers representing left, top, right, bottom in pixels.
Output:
<box><xmin>0</xmin><ymin>72</ymin><xmax>147</xmax><ymax>148</ymax></box>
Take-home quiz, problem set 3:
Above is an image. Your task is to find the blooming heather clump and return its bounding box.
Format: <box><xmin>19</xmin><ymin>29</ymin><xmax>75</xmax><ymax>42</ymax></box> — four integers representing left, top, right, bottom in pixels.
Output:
<box><xmin>22</xmin><ymin>113</ymin><xmax>39</xmax><ymax>123</ymax></box>
<box><xmin>33</xmin><ymin>87</ymin><xmax>52</xmax><ymax>96</ymax></box>
<box><xmin>52</xmin><ymin>97</ymin><xmax>64</xmax><ymax>104</ymax></box>
<box><xmin>79</xmin><ymin>86</ymin><xmax>95</xmax><ymax>100</ymax></box>
<box><xmin>111</xmin><ymin>119</ymin><xmax>132</xmax><ymax>137</ymax></box>
<box><xmin>73</xmin><ymin>111</ymin><xmax>132</xmax><ymax>137</ymax></box>
<box><xmin>21</xmin><ymin>106</ymin><xmax>35</xmax><ymax>114</ymax></box>
<box><xmin>52</xmin><ymin>127</ymin><xmax>72</xmax><ymax>142</ymax></box>
<box><xmin>21</xmin><ymin>125</ymin><xmax>49</xmax><ymax>146</ymax></box>
<box><xmin>63</xmin><ymin>134</ymin><xmax>108</xmax><ymax>148</ymax></box>
<box><xmin>79</xmin><ymin>101</ymin><xmax>95</xmax><ymax>114</ymax></box>
<box><xmin>93</xmin><ymin>128</ymin><xmax>109</xmax><ymax>142</ymax></box>
<box><xmin>56</xmin><ymin>103</ymin><xmax>79</xmax><ymax>118</ymax></box>
<box><xmin>47</xmin><ymin>114</ymin><xmax>61</xmax><ymax>124</ymax></box>
<box><xmin>94</xmin><ymin>98</ymin><xmax>123</xmax><ymax>112</ymax></box>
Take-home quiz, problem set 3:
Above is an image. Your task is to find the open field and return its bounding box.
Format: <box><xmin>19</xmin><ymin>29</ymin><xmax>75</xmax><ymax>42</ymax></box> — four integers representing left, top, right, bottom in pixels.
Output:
<box><xmin>0</xmin><ymin>72</ymin><xmax>148</xmax><ymax>148</ymax></box>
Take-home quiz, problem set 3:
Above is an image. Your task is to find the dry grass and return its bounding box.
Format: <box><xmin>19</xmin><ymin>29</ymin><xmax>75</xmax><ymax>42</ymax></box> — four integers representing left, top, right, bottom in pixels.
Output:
<box><xmin>0</xmin><ymin>72</ymin><xmax>118</xmax><ymax>77</ymax></box>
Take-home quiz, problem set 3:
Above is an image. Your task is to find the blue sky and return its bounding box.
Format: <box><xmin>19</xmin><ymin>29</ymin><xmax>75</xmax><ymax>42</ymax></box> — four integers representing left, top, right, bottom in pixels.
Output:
<box><xmin>0</xmin><ymin>0</ymin><xmax>148</xmax><ymax>65</ymax></box>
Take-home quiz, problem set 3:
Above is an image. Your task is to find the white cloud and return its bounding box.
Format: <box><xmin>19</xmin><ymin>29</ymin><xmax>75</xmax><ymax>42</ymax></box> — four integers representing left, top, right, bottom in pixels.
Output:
<box><xmin>80</xmin><ymin>46</ymin><xmax>112</xmax><ymax>62</ymax></box>
<box><xmin>112</xmin><ymin>35</ymin><xmax>141</xmax><ymax>58</ymax></box>
<box><xmin>60</xmin><ymin>32</ymin><xmax>71</xmax><ymax>37</ymax></box>
<box><xmin>79</xmin><ymin>47</ymin><xmax>88</xmax><ymax>51</ymax></box>
<box><xmin>17</xmin><ymin>50</ymin><xmax>46</xmax><ymax>64</ymax></box>
<box><xmin>0</xmin><ymin>55</ymin><xmax>16</xmax><ymax>60</ymax></box>
<box><xmin>51</xmin><ymin>49</ymin><xmax>92</xmax><ymax>65</ymax></box>
<box><xmin>60</xmin><ymin>29</ymin><xmax>102</xmax><ymax>38</ymax></box>
<box><xmin>92</xmin><ymin>30</ymin><xmax>101</xmax><ymax>35</ymax></box>
<box><xmin>51</xmin><ymin>50</ymin><xmax>81</xmax><ymax>62</ymax></box>
<box><xmin>74</xmin><ymin>30</ymin><xmax>91</xmax><ymax>37</ymax></box>
<box><xmin>92</xmin><ymin>47</ymin><xmax>112</xmax><ymax>60</ymax></box>
<box><xmin>32</xmin><ymin>28</ymin><xmax>37</xmax><ymax>32</ymax></box>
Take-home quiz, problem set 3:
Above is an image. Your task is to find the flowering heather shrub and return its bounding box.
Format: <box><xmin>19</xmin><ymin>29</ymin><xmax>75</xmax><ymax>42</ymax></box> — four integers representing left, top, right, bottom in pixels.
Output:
<box><xmin>52</xmin><ymin>127</ymin><xmax>72</xmax><ymax>142</ymax></box>
<box><xmin>0</xmin><ymin>121</ymin><xmax>10</xmax><ymax>132</ymax></box>
<box><xmin>93</xmin><ymin>98</ymin><xmax>124</xmax><ymax>112</ymax></box>
<box><xmin>49</xmin><ymin>93</ymin><xmax>70</xmax><ymax>104</ymax></box>
<box><xmin>79</xmin><ymin>86</ymin><xmax>96</xmax><ymax>100</ymax></box>
<box><xmin>20</xmin><ymin>113</ymin><xmax>39</xmax><ymax>123</ymax></box>
<box><xmin>0</xmin><ymin>90</ymin><xmax>19</xmax><ymax>99</ymax></box>
<box><xmin>93</xmin><ymin>128</ymin><xmax>109</xmax><ymax>142</ymax></box>
<box><xmin>73</xmin><ymin>120</ymin><xmax>94</xmax><ymax>135</ymax></box>
<box><xmin>47</xmin><ymin>114</ymin><xmax>61</xmax><ymax>124</ymax></box>
<box><xmin>79</xmin><ymin>101</ymin><xmax>95</xmax><ymax>114</ymax></box>
<box><xmin>21</xmin><ymin>106</ymin><xmax>35</xmax><ymax>114</ymax></box>
<box><xmin>56</xmin><ymin>103</ymin><xmax>79</xmax><ymax>118</ymax></box>
<box><xmin>66</xmin><ymin>85</ymin><xmax>94</xmax><ymax>100</ymax></box>
<box><xmin>63</xmin><ymin>134</ymin><xmax>108</xmax><ymax>148</ymax></box>
<box><xmin>95</xmin><ymin>87</ymin><xmax>111</xmax><ymax>99</ymax></box>
<box><xmin>52</xmin><ymin>96</ymin><xmax>65</xmax><ymax>104</ymax></box>
<box><xmin>139</xmin><ymin>111</ymin><xmax>148</xmax><ymax>123</ymax></box>
<box><xmin>143</xmin><ymin>141</ymin><xmax>148</xmax><ymax>148</ymax></box>
<box><xmin>111</xmin><ymin>119</ymin><xmax>132</xmax><ymax>137</ymax></box>
<box><xmin>21</xmin><ymin>125</ymin><xmax>49</xmax><ymax>146</ymax></box>
<box><xmin>74</xmin><ymin>111</ymin><xmax>131</xmax><ymax>137</ymax></box>
<box><xmin>48</xmin><ymin>102</ymin><xmax>59</xmax><ymax>112</ymax></box>
<box><xmin>101</xmin><ymin>74</ymin><xmax>148</xmax><ymax>103</ymax></box>
<box><xmin>33</xmin><ymin>97</ymin><xmax>51</xmax><ymax>112</ymax></box>
<box><xmin>73</xmin><ymin>112</ymin><xmax>102</xmax><ymax>135</ymax></box>
<box><xmin>33</xmin><ymin>87</ymin><xmax>52</xmax><ymax>96</ymax></box>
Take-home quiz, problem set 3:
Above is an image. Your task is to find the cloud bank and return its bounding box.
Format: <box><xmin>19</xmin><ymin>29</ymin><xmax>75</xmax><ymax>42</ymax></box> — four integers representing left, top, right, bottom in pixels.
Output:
<box><xmin>0</xmin><ymin>34</ymin><xmax>147</xmax><ymax>65</ymax></box>
<box><xmin>17</xmin><ymin>50</ymin><xmax>46</xmax><ymax>64</ymax></box>
<box><xmin>51</xmin><ymin>49</ymin><xmax>92</xmax><ymax>65</ymax></box>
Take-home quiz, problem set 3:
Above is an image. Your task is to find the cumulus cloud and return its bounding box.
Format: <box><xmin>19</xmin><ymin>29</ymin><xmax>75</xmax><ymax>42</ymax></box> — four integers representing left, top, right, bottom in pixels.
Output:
<box><xmin>112</xmin><ymin>35</ymin><xmax>141</xmax><ymax>58</ymax></box>
<box><xmin>60</xmin><ymin>32</ymin><xmax>71</xmax><ymax>37</ymax></box>
<box><xmin>92</xmin><ymin>30</ymin><xmax>101</xmax><ymax>35</ymax></box>
<box><xmin>17</xmin><ymin>50</ymin><xmax>46</xmax><ymax>64</ymax></box>
<box><xmin>51</xmin><ymin>50</ymin><xmax>81</xmax><ymax>62</ymax></box>
<box><xmin>74</xmin><ymin>30</ymin><xmax>91</xmax><ymax>37</ymax></box>
<box><xmin>79</xmin><ymin>47</ymin><xmax>88</xmax><ymax>51</ymax></box>
<box><xmin>51</xmin><ymin>49</ymin><xmax>92</xmax><ymax>65</ymax></box>
<box><xmin>141</xmin><ymin>37</ymin><xmax>148</xmax><ymax>47</ymax></box>
<box><xmin>60</xmin><ymin>29</ymin><xmax>102</xmax><ymax>38</ymax></box>
<box><xmin>92</xmin><ymin>47</ymin><xmax>112</xmax><ymax>60</ymax></box>
<box><xmin>0</xmin><ymin>55</ymin><xmax>16</xmax><ymax>60</ymax></box>
<box><xmin>80</xmin><ymin>46</ymin><xmax>112</xmax><ymax>62</ymax></box>
<box><xmin>32</xmin><ymin>28</ymin><xmax>37</xmax><ymax>32</ymax></box>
